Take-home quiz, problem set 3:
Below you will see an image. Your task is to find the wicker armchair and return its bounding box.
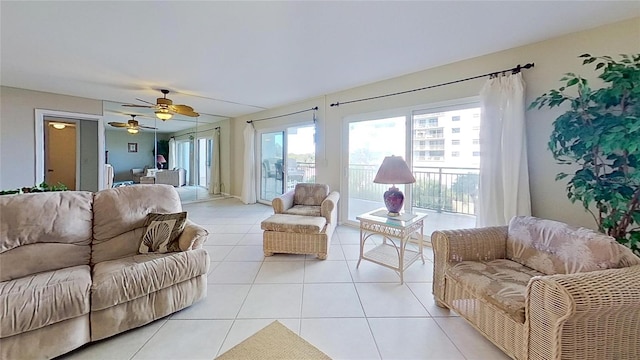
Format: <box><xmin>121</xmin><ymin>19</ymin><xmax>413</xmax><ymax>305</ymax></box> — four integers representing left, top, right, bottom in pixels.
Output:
<box><xmin>261</xmin><ymin>183</ymin><xmax>339</xmax><ymax>259</ymax></box>
<box><xmin>432</xmin><ymin>217</ymin><xmax>640</xmax><ymax>360</ymax></box>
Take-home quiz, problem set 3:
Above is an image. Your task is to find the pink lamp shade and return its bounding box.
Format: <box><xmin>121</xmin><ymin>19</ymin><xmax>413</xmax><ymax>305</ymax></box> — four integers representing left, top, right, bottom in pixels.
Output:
<box><xmin>373</xmin><ymin>156</ymin><xmax>416</xmax><ymax>216</ymax></box>
<box><xmin>156</xmin><ymin>155</ymin><xmax>167</xmax><ymax>169</ymax></box>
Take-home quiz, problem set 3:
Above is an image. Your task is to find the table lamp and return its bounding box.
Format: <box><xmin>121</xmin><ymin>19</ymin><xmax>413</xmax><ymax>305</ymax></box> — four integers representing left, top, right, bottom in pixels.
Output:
<box><xmin>156</xmin><ymin>154</ymin><xmax>167</xmax><ymax>169</ymax></box>
<box><xmin>373</xmin><ymin>155</ymin><xmax>416</xmax><ymax>216</ymax></box>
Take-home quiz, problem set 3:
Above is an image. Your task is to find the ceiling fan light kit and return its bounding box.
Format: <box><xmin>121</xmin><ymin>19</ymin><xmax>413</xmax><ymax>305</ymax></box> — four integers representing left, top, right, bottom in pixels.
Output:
<box><xmin>51</xmin><ymin>123</ymin><xmax>66</xmax><ymax>130</ymax></box>
<box><xmin>155</xmin><ymin>109</ymin><xmax>173</xmax><ymax>121</ymax></box>
<box><xmin>127</xmin><ymin>128</ymin><xmax>139</xmax><ymax>134</ymax></box>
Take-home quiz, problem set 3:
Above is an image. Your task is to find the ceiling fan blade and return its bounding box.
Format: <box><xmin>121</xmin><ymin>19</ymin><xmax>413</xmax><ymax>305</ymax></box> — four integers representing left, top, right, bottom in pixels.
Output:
<box><xmin>171</xmin><ymin>104</ymin><xmax>194</xmax><ymax>112</ymax></box>
<box><xmin>136</xmin><ymin>98</ymin><xmax>157</xmax><ymax>106</ymax></box>
<box><xmin>139</xmin><ymin>125</ymin><xmax>157</xmax><ymax>130</ymax></box>
<box><xmin>122</xmin><ymin>104</ymin><xmax>155</xmax><ymax>108</ymax></box>
<box><xmin>108</xmin><ymin>122</ymin><xmax>128</xmax><ymax>127</ymax></box>
<box><xmin>171</xmin><ymin>105</ymin><xmax>199</xmax><ymax>117</ymax></box>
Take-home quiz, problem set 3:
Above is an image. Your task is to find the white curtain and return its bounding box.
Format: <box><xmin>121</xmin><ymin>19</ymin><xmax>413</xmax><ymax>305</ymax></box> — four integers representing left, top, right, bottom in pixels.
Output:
<box><xmin>240</xmin><ymin>123</ymin><xmax>257</xmax><ymax>204</ymax></box>
<box><xmin>209</xmin><ymin>128</ymin><xmax>221</xmax><ymax>194</ymax></box>
<box><xmin>476</xmin><ymin>73</ymin><xmax>531</xmax><ymax>227</ymax></box>
<box><xmin>168</xmin><ymin>138</ymin><xmax>177</xmax><ymax>170</ymax></box>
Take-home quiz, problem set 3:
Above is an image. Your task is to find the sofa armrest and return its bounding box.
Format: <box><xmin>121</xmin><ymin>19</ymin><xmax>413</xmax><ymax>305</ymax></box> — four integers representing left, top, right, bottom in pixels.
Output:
<box><xmin>177</xmin><ymin>219</ymin><xmax>209</xmax><ymax>251</ymax></box>
<box><xmin>432</xmin><ymin>226</ymin><xmax>507</xmax><ymax>303</ymax></box>
<box><xmin>526</xmin><ymin>265</ymin><xmax>640</xmax><ymax>359</ymax></box>
<box><xmin>272</xmin><ymin>190</ymin><xmax>294</xmax><ymax>213</ymax></box>
<box><xmin>321</xmin><ymin>191</ymin><xmax>340</xmax><ymax>224</ymax></box>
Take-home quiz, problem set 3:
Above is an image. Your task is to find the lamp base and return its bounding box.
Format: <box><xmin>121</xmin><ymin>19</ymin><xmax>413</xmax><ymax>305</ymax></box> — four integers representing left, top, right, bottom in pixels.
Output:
<box><xmin>383</xmin><ymin>185</ymin><xmax>404</xmax><ymax>216</ymax></box>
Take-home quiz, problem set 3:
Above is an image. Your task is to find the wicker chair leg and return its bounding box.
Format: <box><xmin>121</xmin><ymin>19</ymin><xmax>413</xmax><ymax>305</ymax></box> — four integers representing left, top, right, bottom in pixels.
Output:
<box><xmin>264</xmin><ymin>251</ymin><xmax>274</xmax><ymax>257</ymax></box>
<box><xmin>317</xmin><ymin>253</ymin><xmax>327</xmax><ymax>260</ymax></box>
<box><xmin>435</xmin><ymin>299</ymin><xmax>448</xmax><ymax>308</ymax></box>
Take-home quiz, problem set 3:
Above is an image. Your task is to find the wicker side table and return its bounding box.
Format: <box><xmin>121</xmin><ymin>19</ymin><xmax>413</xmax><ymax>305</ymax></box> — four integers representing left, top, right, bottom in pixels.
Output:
<box><xmin>356</xmin><ymin>208</ymin><xmax>427</xmax><ymax>284</ymax></box>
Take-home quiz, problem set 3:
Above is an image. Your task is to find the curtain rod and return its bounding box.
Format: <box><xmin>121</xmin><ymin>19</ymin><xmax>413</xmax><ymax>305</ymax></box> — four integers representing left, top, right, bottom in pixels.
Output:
<box><xmin>246</xmin><ymin>106</ymin><xmax>318</xmax><ymax>124</ymax></box>
<box><xmin>169</xmin><ymin>126</ymin><xmax>220</xmax><ymax>138</ymax></box>
<box><xmin>330</xmin><ymin>63</ymin><xmax>534</xmax><ymax>107</ymax></box>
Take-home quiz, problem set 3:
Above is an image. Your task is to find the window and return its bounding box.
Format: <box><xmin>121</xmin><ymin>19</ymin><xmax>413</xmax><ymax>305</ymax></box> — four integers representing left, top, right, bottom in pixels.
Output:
<box><xmin>428</xmin><ymin>117</ymin><xmax>438</xmax><ymax>127</ymax></box>
<box><xmin>452</xmin><ymin>139</ymin><xmax>460</xmax><ymax>145</ymax></box>
<box><xmin>428</xmin><ymin>139</ymin><xmax>444</xmax><ymax>149</ymax></box>
<box><xmin>472</xmin><ymin>126</ymin><xmax>480</xmax><ymax>131</ymax></box>
<box><xmin>452</xmin><ymin>128</ymin><xmax>461</xmax><ymax>134</ymax></box>
<box><xmin>419</xmin><ymin>140</ymin><xmax>425</xmax><ymax>148</ymax></box>
<box><xmin>472</xmin><ymin>139</ymin><xmax>480</xmax><ymax>145</ymax></box>
<box><xmin>427</xmin><ymin>128</ymin><xmax>443</xmax><ymax>138</ymax></box>
<box><xmin>452</xmin><ymin>151</ymin><xmax>460</xmax><ymax>157</ymax></box>
<box><xmin>473</xmin><ymin>151</ymin><xmax>480</xmax><ymax>156</ymax></box>
<box><xmin>418</xmin><ymin>119</ymin><xmax>426</xmax><ymax>127</ymax></box>
<box><xmin>452</xmin><ymin>115</ymin><xmax>460</xmax><ymax>122</ymax></box>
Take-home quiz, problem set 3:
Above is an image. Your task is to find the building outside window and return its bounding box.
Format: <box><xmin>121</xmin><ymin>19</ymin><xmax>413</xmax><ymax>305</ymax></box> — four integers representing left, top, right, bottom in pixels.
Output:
<box><xmin>452</xmin><ymin>139</ymin><xmax>460</xmax><ymax>145</ymax></box>
<box><xmin>452</xmin><ymin>128</ymin><xmax>461</xmax><ymax>134</ymax></box>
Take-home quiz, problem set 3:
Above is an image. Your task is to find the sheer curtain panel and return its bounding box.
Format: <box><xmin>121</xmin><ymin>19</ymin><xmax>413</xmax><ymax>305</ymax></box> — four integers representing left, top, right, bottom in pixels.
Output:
<box><xmin>241</xmin><ymin>123</ymin><xmax>257</xmax><ymax>204</ymax></box>
<box><xmin>477</xmin><ymin>73</ymin><xmax>531</xmax><ymax>227</ymax></box>
<box><xmin>168</xmin><ymin>138</ymin><xmax>177</xmax><ymax>170</ymax></box>
<box><xmin>210</xmin><ymin>128</ymin><xmax>221</xmax><ymax>194</ymax></box>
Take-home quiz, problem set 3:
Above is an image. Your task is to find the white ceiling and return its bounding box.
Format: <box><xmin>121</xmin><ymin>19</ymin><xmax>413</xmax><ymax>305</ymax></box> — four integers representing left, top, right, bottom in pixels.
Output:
<box><xmin>2</xmin><ymin>1</ymin><xmax>639</xmax><ymax>132</ymax></box>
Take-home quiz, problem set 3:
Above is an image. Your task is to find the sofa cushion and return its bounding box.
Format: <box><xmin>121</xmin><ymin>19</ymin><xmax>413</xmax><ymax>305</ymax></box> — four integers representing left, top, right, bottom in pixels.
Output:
<box><xmin>447</xmin><ymin>259</ymin><xmax>544</xmax><ymax>323</ymax></box>
<box><xmin>92</xmin><ymin>185</ymin><xmax>183</xmax><ymax>264</ymax></box>
<box><xmin>0</xmin><ymin>191</ymin><xmax>93</xmax><ymax>281</ymax></box>
<box><xmin>261</xmin><ymin>214</ymin><xmax>327</xmax><ymax>234</ymax></box>
<box><xmin>139</xmin><ymin>212</ymin><xmax>187</xmax><ymax>254</ymax></box>
<box><xmin>293</xmin><ymin>183</ymin><xmax>329</xmax><ymax>206</ymax></box>
<box><xmin>0</xmin><ymin>265</ymin><xmax>91</xmax><ymax>337</ymax></box>
<box><xmin>284</xmin><ymin>205</ymin><xmax>321</xmax><ymax>217</ymax></box>
<box><xmin>91</xmin><ymin>248</ymin><xmax>209</xmax><ymax>311</ymax></box>
<box><xmin>507</xmin><ymin>216</ymin><xmax>640</xmax><ymax>275</ymax></box>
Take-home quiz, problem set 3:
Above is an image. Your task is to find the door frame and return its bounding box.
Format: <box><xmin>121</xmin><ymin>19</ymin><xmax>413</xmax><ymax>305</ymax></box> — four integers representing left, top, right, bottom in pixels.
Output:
<box><xmin>35</xmin><ymin>109</ymin><xmax>105</xmax><ymax>189</ymax></box>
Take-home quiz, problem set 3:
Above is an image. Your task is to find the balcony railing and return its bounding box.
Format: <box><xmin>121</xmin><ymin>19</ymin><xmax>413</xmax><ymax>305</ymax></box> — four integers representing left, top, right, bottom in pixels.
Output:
<box><xmin>265</xmin><ymin>162</ymin><xmax>478</xmax><ymax>216</ymax></box>
<box><xmin>348</xmin><ymin>164</ymin><xmax>478</xmax><ymax>215</ymax></box>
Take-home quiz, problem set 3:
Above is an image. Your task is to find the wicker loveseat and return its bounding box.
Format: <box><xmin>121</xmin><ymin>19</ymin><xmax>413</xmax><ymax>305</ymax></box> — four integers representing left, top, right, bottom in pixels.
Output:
<box><xmin>432</xmin><ymin>216</ymin><xmax>640</xmax><ymax>360</ymax></box>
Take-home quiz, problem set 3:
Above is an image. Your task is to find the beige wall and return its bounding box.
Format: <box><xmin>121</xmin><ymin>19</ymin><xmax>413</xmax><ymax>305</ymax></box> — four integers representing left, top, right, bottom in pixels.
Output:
<box><xmin>231</xmin><ymin>17</ymin><xmax>640</xmax><ymax>228</ymax></box>
<box><xmin>0</xmin><ymin>87</ymin><xmax>102</xmax><ymax>189</ymax></box>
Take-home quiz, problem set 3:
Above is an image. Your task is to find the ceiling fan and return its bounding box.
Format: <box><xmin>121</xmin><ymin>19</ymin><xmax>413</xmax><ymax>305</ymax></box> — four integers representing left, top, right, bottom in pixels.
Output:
<box><xmin>122</xmin><ymin>89</ymin><xmax>199</xmax><ymax>120</ymax></box>
<box><xmin>108</xmin><ymin>115</ymin><xmax>157</xmax><ymax>134</ymax></box>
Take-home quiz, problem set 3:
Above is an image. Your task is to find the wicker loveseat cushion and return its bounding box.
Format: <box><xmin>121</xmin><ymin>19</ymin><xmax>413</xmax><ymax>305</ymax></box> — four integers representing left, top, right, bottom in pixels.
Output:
<box><xmin>446</xmin><ymin>259</ymin><xmax>544</xmax><ymax>323</ymax></box>
<box><xmin>507</xmin><ymin>216</ymin><xmax>640</xmax><ymax>275</ymax></box>
<box><xmin>261</xmin><ymin>214</ymin><xmax>326</xmax><ymax>234</ymax></box>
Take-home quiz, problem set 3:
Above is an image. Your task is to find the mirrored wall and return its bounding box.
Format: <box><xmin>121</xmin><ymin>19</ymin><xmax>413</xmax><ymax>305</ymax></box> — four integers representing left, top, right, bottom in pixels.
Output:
<box><xmin>103</xmin><ymin>100</ymin><xmax>229</xmax><ymax>203</ymax></box>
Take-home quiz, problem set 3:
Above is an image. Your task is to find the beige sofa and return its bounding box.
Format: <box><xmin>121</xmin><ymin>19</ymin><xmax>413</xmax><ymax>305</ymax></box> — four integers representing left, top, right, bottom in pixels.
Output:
<box><xmin>0</xmin><ymin>185</ymin><xmax>210</xmax><ymax>359</ymax></box>
<box><xmin>261</xmin><ymin>183</ymin><xmax>339</xmax><ymax>259</ymax></box>
<box><xmin>156</xmin><ymin>168</ymin><xmax>186</xmax><ymax>187</ymax></box>
<box><xmin>432</xmin><ymin>216</ymin><xmax>640</xmax><ymax>360</ymax></box>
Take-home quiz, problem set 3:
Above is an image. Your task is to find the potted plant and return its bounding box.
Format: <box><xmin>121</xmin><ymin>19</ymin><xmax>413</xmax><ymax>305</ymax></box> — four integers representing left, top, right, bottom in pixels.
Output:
<box><xmin>530</xmin><ymin>53</ymin><xmax>640</xmax><ymax>255</ymax></box>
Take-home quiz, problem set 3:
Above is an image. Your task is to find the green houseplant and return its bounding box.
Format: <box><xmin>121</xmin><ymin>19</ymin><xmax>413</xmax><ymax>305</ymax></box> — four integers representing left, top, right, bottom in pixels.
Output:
<box><xmin>530</xmin><ymin>53</ymin><xmax>640</xmax><ymax>255</ymax></box>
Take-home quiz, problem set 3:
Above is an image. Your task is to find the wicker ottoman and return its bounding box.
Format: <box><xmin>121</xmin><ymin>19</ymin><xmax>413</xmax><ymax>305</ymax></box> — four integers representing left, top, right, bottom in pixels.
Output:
<box><xmin>261</xmin><ymin>214</ymin><xmax>330</xmax><ymax>260</ymax></box>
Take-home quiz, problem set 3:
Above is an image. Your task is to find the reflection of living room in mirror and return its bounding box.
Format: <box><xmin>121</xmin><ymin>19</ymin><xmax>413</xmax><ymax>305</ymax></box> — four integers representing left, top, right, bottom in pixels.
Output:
<box><xmin>103</xmin><ymin>101</ymin><xmax>228</xmax><ymax>204</ymax></box>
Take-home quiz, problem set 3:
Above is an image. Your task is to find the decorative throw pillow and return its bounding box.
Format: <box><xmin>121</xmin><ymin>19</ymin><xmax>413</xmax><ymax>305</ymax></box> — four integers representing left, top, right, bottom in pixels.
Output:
<box><xmin>139</xmin><ymin>212</ymin><xmax>187</xmax><ymax>254</ymax></box>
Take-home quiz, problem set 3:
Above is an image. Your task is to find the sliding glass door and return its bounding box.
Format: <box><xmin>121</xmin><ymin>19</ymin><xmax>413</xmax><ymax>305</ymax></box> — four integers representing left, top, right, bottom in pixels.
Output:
<box><xmin>260</xmin><ymin>131</ymin><xmax>284</xmax><ymax>201</ymax></box>
<box><xmin>197</xmin><ymin>137</ymin><xmax>212</xmax><ymax>188</ymax></box>
<box><xmin>258</xmin><ymin>124</ymin><xmax>316</xmax><ymax>203</ymax></box>
<box><xmin>346</xmin><ymin>116</ymin><xmax>407</xmax><ymax>222</ymax></box>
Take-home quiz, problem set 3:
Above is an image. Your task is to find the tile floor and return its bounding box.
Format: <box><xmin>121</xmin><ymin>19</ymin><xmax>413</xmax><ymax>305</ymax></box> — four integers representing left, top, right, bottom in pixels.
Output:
<box><xmin>62</xmin><ymin>198</ymin><xmax>510</xmax><ymax>360</ymax></box>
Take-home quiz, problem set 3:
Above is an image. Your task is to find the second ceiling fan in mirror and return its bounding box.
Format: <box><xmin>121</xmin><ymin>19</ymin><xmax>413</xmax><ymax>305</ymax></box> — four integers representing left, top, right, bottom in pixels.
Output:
<box><xmin>108</xmin><ymin>115</ymin><xmax>157</xmax><ymax>134</ymax></box>
<box><xmin>122</xmin><ymin>89</ymin><xmax>200</xmax><ymax>120</ymax></box>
